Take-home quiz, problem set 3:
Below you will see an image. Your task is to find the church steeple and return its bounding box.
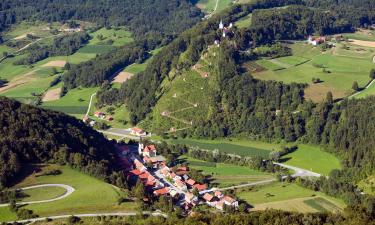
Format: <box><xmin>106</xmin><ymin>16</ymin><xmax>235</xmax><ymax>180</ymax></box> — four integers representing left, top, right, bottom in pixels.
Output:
<box><xmin>219</xmin><ymin>20</ymin><xmax>224</xmax><ymax>30</ymax></box>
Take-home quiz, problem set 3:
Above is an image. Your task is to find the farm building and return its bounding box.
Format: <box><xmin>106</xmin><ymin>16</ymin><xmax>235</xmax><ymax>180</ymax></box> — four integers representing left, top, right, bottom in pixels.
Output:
<box><xmin>307</xmin><ymin>36</ymin><xmax>326</xmax><ymax>46</ymax></box>
<box><xmin>131</xmin><ymin>127</ymin><xmax>146</xmax><ymax>136</ymax></box>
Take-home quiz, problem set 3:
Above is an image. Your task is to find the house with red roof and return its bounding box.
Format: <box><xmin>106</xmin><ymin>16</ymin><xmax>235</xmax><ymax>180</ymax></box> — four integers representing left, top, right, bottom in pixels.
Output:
<box><xmin>94</xmin><ymin>111</ymin><xmax>105</xmax><ymax>119</ymax></box>
<box><xmin>134</xmin><ymin>159</ymin><xmax>147</xmax><ymax>172</ymax></box>
<box><xmin>214</xmin><ymin>191</ymin><xmax>224</xmax><ymax>198</ymax></box>
<box><xmin>223</xmin><ymin>196</ymin><xmax>239</xmax><ymax>208</ymax></box>
<box><xmin>153</xmin><ymin>187</ymin><xmax>169</xmax><ymax>196</ymax></box>
<box><xmin>131</xmin><ymin>127</ymin><xmax>146</xmax><ymax>136</ymax></box>
<box><xmin>193</xmin><ymin>183</ymin><xmax>207</xmax><ymax>192</ymax></box>
<box><xmin>143</xmin><ymin>145</ymin><xmax>157</xmax><ymax>157</ymax></box>
<box><xmin>186</xmin><ymin>179</ymin><xmax>196</xmax><ymax>187</ymax></box>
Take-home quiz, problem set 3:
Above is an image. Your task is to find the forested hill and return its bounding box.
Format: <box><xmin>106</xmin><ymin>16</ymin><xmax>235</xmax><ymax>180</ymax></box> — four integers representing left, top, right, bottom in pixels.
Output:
<box><xmin>0</xmin><ymin>97</ymin><xmax>119</xmax><ymax>187</ymax></box>
<box><xmin>0</xmin><ymin>0</ymin><xmax>202</xmax><ymax>40</ymax></box>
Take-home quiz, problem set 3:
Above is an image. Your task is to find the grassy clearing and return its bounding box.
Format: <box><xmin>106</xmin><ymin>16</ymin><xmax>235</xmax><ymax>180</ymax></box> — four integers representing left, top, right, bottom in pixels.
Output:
<box><xmin>20</xmin><ymin>186</ymin><xmax>67</xmax><ymax>203</ymax></box>
<box><xmin>303</xmin><ymin>197</ymin><xmax>342</xmax><ymax>213</ymax></box>
<box><xmin>358</xmin><ymin>175</ymin><xmax>375</xmax><ymax>195</ymax></box>
<box><xmin>179</xmin><ymin>156</ymin><xmax>273</xmax><ymax>187</ymax></box>
<box><xmin>253</xmin><ymin>41</ymin><xmax>375</xmax><ymax>101</ymax></box>
<box><xmin>88</xmin><ymin>27</ymin><xmax>133</xmax><ymax>47</ymax></box>
<box><xmin>0</xmin><ymin>164</ymin><xmax>136</xmax><ymax>223</ymax></box>
<box><xmin>277</xmin><ymin>55</ymin><xmax>309</xmax><ymax>66</ymax></box>
<box><xmin>235</xmin><ymin>14</ymin><xmax>252</xmax><ymax>28</ymax></box>
<box><xmin>171</xmin><ymin>138</ymin><xmax>278</xmax><ymax>157</ymax></box>
<box><xmin>256</xmin><ymin>59</ymin><xmax>284</xmax><ymax>71</ymax></box>
<box><xmin>281</xmin><ymin>144</ymin><xmax>341</xmax><ymax>176</ymax></box>
<box><xmin>237</xmin><ymin>182</ymin><xmax>345</xmax><ymax>213</ymax></box>
<box><xmin>342</xmin><ymin>30</ymin><xmax>375</xmax><ymax>42</ymax></box>
<box><xmin>196</xmin><ymin>0</ymin><xmax>233</xmax><ymax>13</ymax></box>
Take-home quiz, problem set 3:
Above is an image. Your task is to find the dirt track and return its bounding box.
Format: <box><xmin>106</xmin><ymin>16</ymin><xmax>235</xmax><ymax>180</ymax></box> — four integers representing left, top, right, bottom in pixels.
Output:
<box><xmin>349</xmin><ymin>39</ymin><xmax>375</xmax><ymax>48</ymax></box>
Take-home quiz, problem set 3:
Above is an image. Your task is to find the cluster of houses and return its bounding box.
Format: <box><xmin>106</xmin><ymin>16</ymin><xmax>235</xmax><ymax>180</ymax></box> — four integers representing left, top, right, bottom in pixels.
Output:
<box><xmin>126</xmin><ymin>142</ymin><xmax>239</xmax><ymax>212</ymax></box>
<box><xmin>94</xmin><ymin>111</ymin><xmax>113</xmax><ymax>121</ymax></box>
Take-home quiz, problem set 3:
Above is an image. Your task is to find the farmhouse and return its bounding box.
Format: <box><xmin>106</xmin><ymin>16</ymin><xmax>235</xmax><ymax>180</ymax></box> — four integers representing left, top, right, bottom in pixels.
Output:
<box><xmin>94</xmin><ymin>111</ymin><xmax>106</xmax><ymax>119</ymax></box>
<box><xmin>193</xmin><ymin>183</ymin><xmax>207</xmax><ymax>191</ymax></box>
<box><xmin>131</xmin><ymin>127</ymin><xmax>146</xmax><ymax>136</ymax></box>
<box><xmin>223</xmin><ymin>196</ymin><xmax>239</xmax><ymax>208</ymax></box>
<box><xmin>175</xmin><ymin>179</ymin><xmax>187</xmax><ymax>191</ymax></box>
<box><xmin>153</xmin><ymin>187</ymin><xmax>169</xmax><ymax>196</ymax></box>
<box><xmin>186</xmin><ymin>179</ymin><xmax>196</xmax><ymax>186</ymax></box>
<box><xmin>307</xmin><ymin>36</ymin><xmax>326</xmax><ymax>46</ymax></box>
<box><xmin>185</xmin><ymin>192</ymin><xmax>198</xmax><ymax>205</ymax></box>
<box><xmin>143</xmin><ymin>145</ymin><xmax>157</xmax><ymax>157</ymax></box>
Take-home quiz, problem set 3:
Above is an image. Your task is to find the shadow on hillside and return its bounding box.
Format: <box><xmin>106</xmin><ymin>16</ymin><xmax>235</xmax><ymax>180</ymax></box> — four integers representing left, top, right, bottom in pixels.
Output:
<box><xmin>278</xmin><ymin>157</ymin><xmax>292</xmax><ymax>163</ymax></box>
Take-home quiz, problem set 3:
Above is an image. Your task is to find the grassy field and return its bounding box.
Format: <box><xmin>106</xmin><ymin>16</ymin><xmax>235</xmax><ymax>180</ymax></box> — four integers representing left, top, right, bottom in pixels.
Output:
<box><xmin>0</xmin><ymin>164</ymin><xmax>136</xmax><ymax>222</ymax></box>
<box><xmin>20</xmin><ymin>186</ymin><xmax>67</xmax><ymax>203</ymax></box>
<box><xmin>252</xmin><ymin>41</ymin><xmax>375</xmax><ymax>101</ymax></box>
<box><xmin>235</xmin><ymin>13</ymin><xmax>252</xmax><ymax>28</ymax></box>
<box><xmin>179</xmin><ymin>156</ymin><xmax>273</xmax><ymax>187</ymax></box>
<box><xmin>342</xmin><ymin>30</ymin><xmax>375</xmax><ymax>42</ymax></box>
<box><xmin>195</xmin><ymin>0</ymin><xmax>233</xmax><ymax>13</ymax></box>
<box><xmin>256</xmin><ymin>59</ymin><xmax>284</xmax><ymax>71</ymax></box>
<box><xmin>281</xmin><ymin>144</ymin><xmax>341</xmax><ymax>176</ymax></box>
<box><xmin>88</xmin><ymin>27</ymin><xmax>133</xmax><ymax>47</ymax></box>
<box><xmin>171</xmin><ymin>138</ymin><xmax>281</xmax><ymax>157</ymax></box>
<box><xmin>358</xmin><ymin>175</ymin><xmax>375</xmax><ymax>195</ymax></box>
<box><xmin>237</xmin><ymin>182</ymin><xmax>345</xmax><ymax>213</ymax></box>
<box><xmin>42</xmin><ymin>87</ymin><xmax>99</xmax><ymax>117</ymax></box>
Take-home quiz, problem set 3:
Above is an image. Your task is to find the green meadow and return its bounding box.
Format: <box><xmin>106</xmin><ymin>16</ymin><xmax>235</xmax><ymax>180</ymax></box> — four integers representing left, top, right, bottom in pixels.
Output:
<box><xmin>180</xmin><ymin>156</ymin><xmax>273</xmax><ymax>187</ymax></box>
<box><xmin>237</xmin><ymin>182</ymin><xmax>345</xmax><ymax>213</ymax></box>
<box><xmin>253</xmin><ymin>41</ymin><xmax>375</xmax><ymax>101</ymax></box>
<box><xmin>0</xmin><ymin>165</ymin><xmax>136</xmax><ymax>223</ymax></box>
<box><xmin>235</xmin><ymin>13</ymin><xmax>252</xmax><ymax>28</ymax></box>
<box><xmin>281</xmin><ymin>144</ymin><xmax>341</xmax><ymax>176</ymax></box>
<box><xmin>171</xmin><ymin>138</ymin><xmax>279</xmax><ymax>157</ymax></box>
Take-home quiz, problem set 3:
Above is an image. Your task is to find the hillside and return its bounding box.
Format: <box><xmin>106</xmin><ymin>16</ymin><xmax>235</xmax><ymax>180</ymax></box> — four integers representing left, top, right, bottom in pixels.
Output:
<box><xmin>0</xmin><ymin>97</ymin><xmax>118</xmax><ymax>187</ymax></box>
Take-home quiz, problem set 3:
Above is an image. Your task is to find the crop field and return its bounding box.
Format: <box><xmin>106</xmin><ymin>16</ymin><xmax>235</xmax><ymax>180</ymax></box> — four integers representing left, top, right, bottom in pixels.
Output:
<box><xmin>252</xmin><ymin>41</ymin><xmax>375</xmax><ymax>102</ymax></box>
<box><xmin>0</xmin><ymin>164</ymin><xmax>136</xmax><ymax>223</ymax></box>
<box><xmin>237</xmin><ymin>182</ymin><xmax>345</xmax><ymax>213</ymax></box>
<box><xmin>281</xmin><ymin>144</ymin><xmax>341</xmax><ymax>176</ymax></box>
<box><xmin>180</xmin><ymin>156</ymin><xmax>273</xmax><ymax>187</ymax></box>
<box><xmin>171</xmin><ymin>138</ymin><xmax>280</xmax><ymax>157</ymax></box>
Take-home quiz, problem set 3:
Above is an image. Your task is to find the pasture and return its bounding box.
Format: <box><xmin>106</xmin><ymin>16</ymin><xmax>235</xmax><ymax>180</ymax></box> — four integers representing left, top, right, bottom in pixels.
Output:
<box><xmin>237</xmin><ymin>182</ymin><xmax>344</xmax><ymax>213</ymax></box>
<box><xmin>180</xmin><ymin>156</ymin><xmax>273</xmax><ymax>187</ymax></box>
<box><xmin>235</xmin><ymin>13</ymin><xmax>252</xmax><ymax>28</ymax></box>
<box><xmin>42</xmin><ymin>87</ymin><xmax>99</xmax><ymax>117</ymax></box>
<box><xmin>195</xmin><ymin>0</ymin><xmax>233</xmax><ymax>13</ymax></box>
<box><xmin>171</xmin><ymin>138</ymin><xmax>280</xmax><ymax>157</ymax></box>
<box><xmin>0</xmin><ymin>164</ymin><xmax>136</xmax><ymax>223</ymax></box>
<box><xmin>252</xmin><ymin>41</ymin><xmax>375</xmax><ymax>102</ymax></box>
<box><xmin>20</xmin><ymin>186</ymin><xmax>67</xmax><ymax>203</ymax></box>
<box><xmin>281</xmin><ymin>144</ymin><xmax>341</xmax><ymax>176</ymax></box>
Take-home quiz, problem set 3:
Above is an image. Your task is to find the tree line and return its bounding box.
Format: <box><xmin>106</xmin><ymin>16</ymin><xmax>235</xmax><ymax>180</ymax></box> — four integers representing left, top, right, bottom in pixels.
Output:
<box><xmin>13</xmin><ymin>32</ymin><xmax>90</xmax><ymax>65</ymax></box>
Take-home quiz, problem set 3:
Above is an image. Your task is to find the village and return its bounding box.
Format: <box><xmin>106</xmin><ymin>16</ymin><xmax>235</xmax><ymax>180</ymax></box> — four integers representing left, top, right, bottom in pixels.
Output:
<box><xmin>116</xmin><ymin>138</ymin><xmax>239</xmax><ymax>213</ymax></box>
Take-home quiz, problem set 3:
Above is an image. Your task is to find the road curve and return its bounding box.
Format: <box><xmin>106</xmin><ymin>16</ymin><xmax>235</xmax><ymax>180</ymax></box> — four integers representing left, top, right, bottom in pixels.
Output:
<box><xmin>8</xmin><ymin>211</ymin><xmax>168</xmax><ymax>224</ymax></box>
<box><xmin>273</xmin><ymin>162</ymin><xmax>321</xmax><ymax>178</ymax></box>
<box><xmin>0</xmin><ymin>184</ymin><xmax>75</xmax><ymax>207</ymax></box>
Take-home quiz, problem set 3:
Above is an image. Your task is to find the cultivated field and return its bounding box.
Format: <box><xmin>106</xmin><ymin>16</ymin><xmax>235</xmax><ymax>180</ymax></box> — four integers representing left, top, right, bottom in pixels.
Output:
<box><xmin>281</xmin><ymin>144</ymin><xmax>341</xmax><ymax>176</ymax></box>
<box><xmin>237</xmin><ymin>182</ymin><xmax>345</xmax><ymax>213</ymax></box>
<box><xmin>0</xmin><ymin>164</ymin><xmax>136</xmax><ymax>223</ymax></box>
<box><xmin>252</xmin><ymin>41</ymin><xmax>375</xmax><ymax>102</ymax></box>
<box><xmin>179</xmin><ymin>156</ymin><xmax>274</xmax><ymax>187</ymax></box>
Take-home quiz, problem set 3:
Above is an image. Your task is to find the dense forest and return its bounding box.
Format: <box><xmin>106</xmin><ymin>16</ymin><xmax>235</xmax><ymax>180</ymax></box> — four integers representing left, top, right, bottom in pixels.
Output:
<box><xmin>0</xmin><ymin>0</ymin><xmax>202</xmax><ymax>42</ymax></box>
<box><xmin>0</xmin><ymin>97</ymin><xmax>123</xmax><ymax>187</ymax></box>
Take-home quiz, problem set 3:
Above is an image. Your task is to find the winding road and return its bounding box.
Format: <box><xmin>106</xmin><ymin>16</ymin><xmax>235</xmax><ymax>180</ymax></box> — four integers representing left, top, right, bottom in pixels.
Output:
<box><xmin>0</xmin><ymin>184</ymin><xmax>75</xmax><ymax>207</ymax></box>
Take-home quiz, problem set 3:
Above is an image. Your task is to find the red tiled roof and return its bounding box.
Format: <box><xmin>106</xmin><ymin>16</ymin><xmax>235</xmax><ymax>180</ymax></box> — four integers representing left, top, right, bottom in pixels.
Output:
<box><xmin>132</xmin><ymin>127</ymin><xmax>143</xmax><ymax>133</ymax></box>
<box><xmin>170</xmin><ymin>172</ymin><xmax>177</xmax><ymax>178</ymax></box>
<box><xmin>224</xmin><ymin>196</ymin><xmax>236</xmax><ymax>204</ymax></box>
<box><xmin>193</xmin><ymin>184</ymin><xmax>207</xmax><ymax>191</ymax></box>
<box><xmin>186</xmin><ymin>179</ymin><xmax>196</xmax><ymax>186</ymax></box>
<box><xmin>134</xmin><ymin>159</ymin><xmax>145</xmax><ymax>169</ymax></box>
<box><xmin>130</xmin><ymin>169</ymin><xmax>142</xmax><ymax>176</ymax></box>
<box><xmin>203</xmin><ymin>193</ymin><xmax>214</xmax><ymax>202</ymax></box>
<box><xmin>153</xmin><ymin>187</ymin><xmax>169</xmax><ymax>196</ymax></box>
<box><xmin>145</xmin><ymin>180</ymin><xmax>155</xmax><ymax>187</ymax></box>
<box><xmin>144</xmin><ymin>145</ymin><xmax>156</xmax><ymax>152</ymax></box>
<box><xmin>139</xmin><ymin>172</ymin><xmax>150</xmax><ymax>179</ymax></box>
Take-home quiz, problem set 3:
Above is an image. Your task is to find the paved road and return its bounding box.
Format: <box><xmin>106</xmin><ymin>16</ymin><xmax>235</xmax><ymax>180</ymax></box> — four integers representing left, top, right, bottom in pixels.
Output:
<box><xmin>8</xmin><ymin>211</ymin><xmax>167</xmax><ymax>224</ymax></box>
<box><xmin>274</xmin><ymin>162</ymin><xmax>321</xmax><ymax>178</ymax></box>
<box><xmin>0</xmin><ymin>184</ymin><xmax>75</xmax><ymax>207</ymax></box>
<box><xmin>347</xmin><ymin>78</ymin><xmax>375</xmax><ymax>99</ymax></box>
